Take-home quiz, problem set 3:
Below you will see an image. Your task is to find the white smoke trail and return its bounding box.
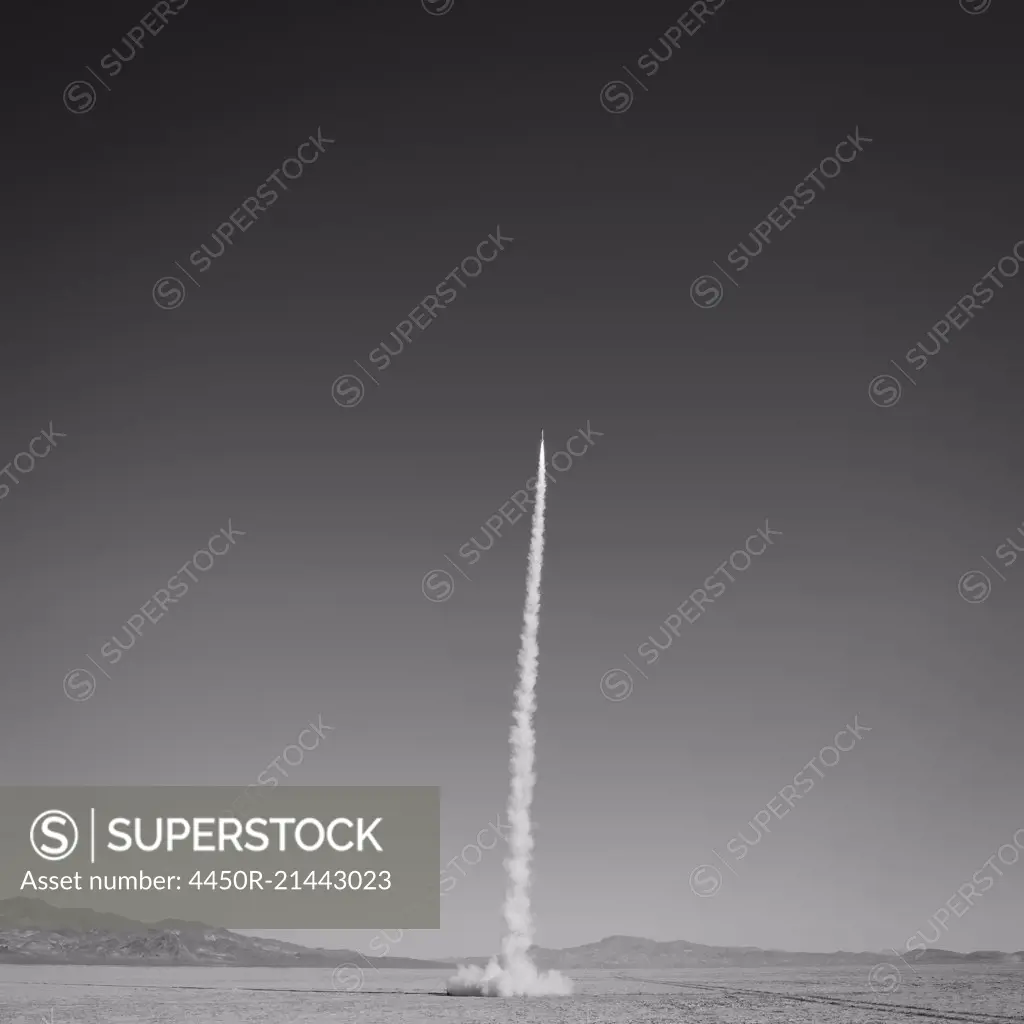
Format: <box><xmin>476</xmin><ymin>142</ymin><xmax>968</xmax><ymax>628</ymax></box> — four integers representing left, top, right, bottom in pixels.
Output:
<box><xmin>447</xmin><ymin>433</ymin><xmax>572</xmax><ymax>998</ymax></box>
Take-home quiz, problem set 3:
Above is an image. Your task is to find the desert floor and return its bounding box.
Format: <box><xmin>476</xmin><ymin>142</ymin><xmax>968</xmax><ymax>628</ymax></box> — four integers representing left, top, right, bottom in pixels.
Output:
<box><xmin>3</xmin><ymin>963</ymin><xmax>1023</xmax><ymax>1024</ymax></box>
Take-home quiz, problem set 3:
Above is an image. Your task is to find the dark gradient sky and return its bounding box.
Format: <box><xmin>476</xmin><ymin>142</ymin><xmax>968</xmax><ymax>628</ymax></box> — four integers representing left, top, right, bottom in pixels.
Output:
<box><xmin>4</xmin><ymin>0</ymin><xmax>1024</xmax><ymax>960</ymax></box>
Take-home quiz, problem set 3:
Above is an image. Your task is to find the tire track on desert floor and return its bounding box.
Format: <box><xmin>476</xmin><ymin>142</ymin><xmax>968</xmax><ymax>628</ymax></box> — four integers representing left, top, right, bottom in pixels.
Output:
<box><xmin>612</xmin><ymin>974</ymin><xmax>1024</xmax><ymax>1024</ymax></box>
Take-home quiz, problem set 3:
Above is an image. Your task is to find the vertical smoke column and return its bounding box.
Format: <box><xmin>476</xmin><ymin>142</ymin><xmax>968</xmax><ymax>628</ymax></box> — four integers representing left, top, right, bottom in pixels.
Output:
<box><xmin>501</xmin><ymin>431</ymin><xmax>547</xmax><ymax>977</ymax></box>
<box><xmin>446</xmin><ymin>432</ymin><xmax>571</xmax><ymax>997</ymax></box>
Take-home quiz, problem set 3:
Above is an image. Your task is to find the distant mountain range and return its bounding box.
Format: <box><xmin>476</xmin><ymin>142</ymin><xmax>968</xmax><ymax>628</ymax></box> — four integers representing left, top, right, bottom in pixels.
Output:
<box><xmin>0</xmin><ymin>897</ymin><xmax>449</xmax><ymax>968</ymax></box>
<box><xmin>1</xmin><ymin>898</ymin><xmax>1021</xmax><ymax>969</ymax></box>
<box><xmin>524</xmin><ymin>935</ymin><xmax>1024</xmax><ymax>970</ymax></box>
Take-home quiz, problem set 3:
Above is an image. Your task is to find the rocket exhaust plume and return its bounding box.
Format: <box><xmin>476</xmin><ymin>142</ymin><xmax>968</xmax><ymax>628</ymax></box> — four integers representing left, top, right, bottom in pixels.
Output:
<box><xmin>446</xmin><ymin>432</ymin><xmax>573</xmax><ymax>998</ymax></box>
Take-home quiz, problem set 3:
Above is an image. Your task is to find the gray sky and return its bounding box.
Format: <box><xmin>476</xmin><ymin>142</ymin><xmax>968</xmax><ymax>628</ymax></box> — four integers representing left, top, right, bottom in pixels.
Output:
<box><xmin>4</xmin><ymin>0</ymin><xmax>1023</xmax><ymax>963</ymax></box>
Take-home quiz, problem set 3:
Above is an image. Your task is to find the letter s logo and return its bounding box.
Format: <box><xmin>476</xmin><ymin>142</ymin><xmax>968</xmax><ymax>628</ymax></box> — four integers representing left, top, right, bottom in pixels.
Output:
<box><xmin>688</xmin><ymin>864</ymin><xmax>723</xmax><ymax>898</ymax></box>
<box><xmin>868</xmin><ymin>374</ymin><xmax>901</xmax><ymax>408</ymax></box>
<box><xmin>599</xmin><ymin>81</ymin><xmax>633</xmax><ymax>115</ymax></box>
<box><xmin>30</xmin><ymin>810</ymin><xmax>79</xmax><ymax>861</ymax></box>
